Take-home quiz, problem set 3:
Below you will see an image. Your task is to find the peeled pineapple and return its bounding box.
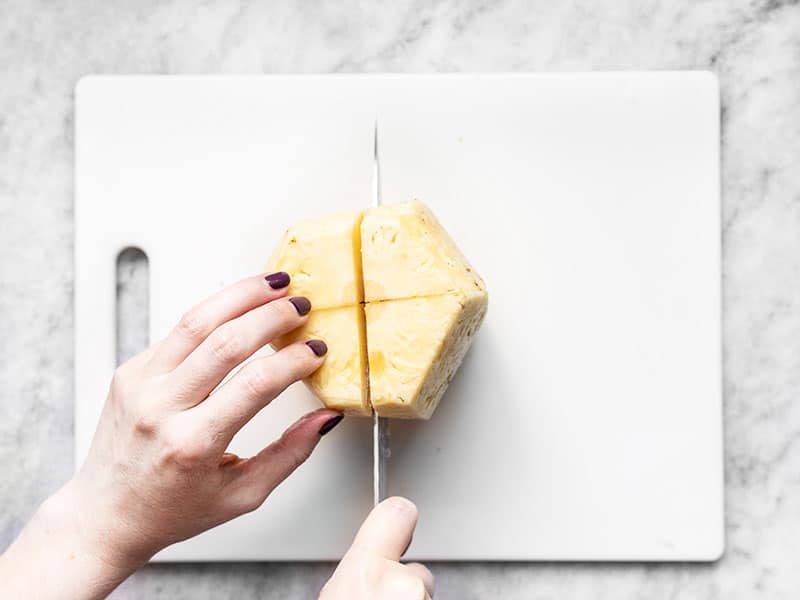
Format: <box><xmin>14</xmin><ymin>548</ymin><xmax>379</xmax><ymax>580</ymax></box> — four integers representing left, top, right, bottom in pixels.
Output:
<box><xmin>268</xmin><ymin>200</ymin><xmax>488</xmax><ymax>419</ymax></box>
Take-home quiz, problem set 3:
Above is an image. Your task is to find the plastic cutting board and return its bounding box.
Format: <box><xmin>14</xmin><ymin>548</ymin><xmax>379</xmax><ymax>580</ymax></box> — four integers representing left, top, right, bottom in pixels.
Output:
<box><xmin>75</xmin><ymin>73</ymin><xmax>723</xmax><ymax>561</ymax></box>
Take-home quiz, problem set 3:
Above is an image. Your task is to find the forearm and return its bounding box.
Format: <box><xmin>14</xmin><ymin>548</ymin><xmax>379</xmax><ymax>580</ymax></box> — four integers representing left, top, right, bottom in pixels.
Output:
<box><xmin>0</xmin><ymin>484</ymin><xmax>138</xmax><ymax>600</ymax></box>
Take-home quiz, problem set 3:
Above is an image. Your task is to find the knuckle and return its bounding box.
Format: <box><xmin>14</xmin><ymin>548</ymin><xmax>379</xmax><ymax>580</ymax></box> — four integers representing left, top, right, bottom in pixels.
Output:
<box><xmin>265</xmin><ymin>298</ymin><xmax>299</xmax><ymax>326</ymax></box>
<box><xmin>160</xmin><ymin>428</ymin><xmax>210</xmax><ymax>468</ymax></box>
<box><xmin>235</xmin><ymin>488</ymin><xmax>268</xmax><ymax>515</ymax></box>
<box><xmin>274</xmin><ymin>434</ymin><xmax>313</xmax><ymax>471</ymax></box>
<box><xmin>241</xmin><ymin>362</ymin><xmax>275</xmax><ymax>398</ymax></box>
<box><xmin>175</xmin><ymin>308</ymin><xmax>208</xmax><ymax>342</ymax></box>
<box><xmin>207</xmin><ymin>325</ymin><xmax>242</xmax><ymax>364</ymax></box>
<box><xmin>165</xmin><ymin>443</ymin><xmax>203</xmax><ymax>468</ymax></box>
<box><xmin>283</xmin><ymin>345</ymin><xmax>314</xmax><ymax>378</ymax></box>
<box><xmin>109</xmin><ymin>367</ymin><xmax>140</xmax><ymax>410</ymax></box>
<box><xmin>291</xmin><ymin>445</ymin><xmax>313</xmax><ymax>469</ymax></box>
<box><xmin>362</xmin><ymin>559</ymin><xmax>384</xmax><ymax>588</ymax></box>
<box><xmin>110</xmin><ymin>366</ymin><xmax>130</xmax><ymax>393</ymax></box>
<box><xmin>132</xmin><ymin>408</ymin><xmax>158</xmax><ymax>436</ymax></box>
<box><xmin>291</xmin><ymin>438</ymin><xmax>314</xmax><ymax>467</ymax></box>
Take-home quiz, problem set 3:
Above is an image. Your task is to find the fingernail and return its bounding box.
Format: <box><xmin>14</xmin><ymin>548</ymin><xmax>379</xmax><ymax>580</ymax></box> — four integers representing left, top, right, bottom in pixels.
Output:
<box><xmin>289</xmin><ymin>296</ymin><xmax>311</xmax><ymax>315</ymax></box>
<box><xmin>319</xmin><ymin>415</ymin><xmax>344</xmax><ymax>436</ymax></box>
<box><xmin>265</xmin><ymin>271</ymin><xmax>290</xmax><ymax>289</ymax></box>
<box><xmin>306</xmin><ymin>339</ymin><xmax>327</xmax><ymax>357</ymax></box>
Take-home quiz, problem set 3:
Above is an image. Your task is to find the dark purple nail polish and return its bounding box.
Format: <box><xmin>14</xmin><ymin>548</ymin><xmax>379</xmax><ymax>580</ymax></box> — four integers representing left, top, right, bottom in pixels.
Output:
<box><xmin>319</xmin><ymin>415</ymin><xmax>344</xmax><ymax>436</ymax></box>
<box><xmin>289</xmin><ymin>296</ymin><xmax>311</xmax><ymax>315</ymax></box>
<box><xmin>265</xmin><ymin>271</ymin><xmax>290</xmax><ymax>289</ymax></box>
<box><xmin>306</xmin><ymin>339</ymin><xmax>328</xmax><ymax>357</ymax></box>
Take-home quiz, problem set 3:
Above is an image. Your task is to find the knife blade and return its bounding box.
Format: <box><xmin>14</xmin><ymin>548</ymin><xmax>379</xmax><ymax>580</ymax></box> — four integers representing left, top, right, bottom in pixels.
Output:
<box><xmin>372</xmin><ymin>120</ymin><xmax>389</xmax><ymax>506</ymax></box>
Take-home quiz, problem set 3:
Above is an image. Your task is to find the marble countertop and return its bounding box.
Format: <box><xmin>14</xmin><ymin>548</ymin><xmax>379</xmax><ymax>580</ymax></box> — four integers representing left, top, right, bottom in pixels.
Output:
<box><xmin>2</xmin><ymin>1</ymin><xmax>799</xmax><ymax>598</ymax></box>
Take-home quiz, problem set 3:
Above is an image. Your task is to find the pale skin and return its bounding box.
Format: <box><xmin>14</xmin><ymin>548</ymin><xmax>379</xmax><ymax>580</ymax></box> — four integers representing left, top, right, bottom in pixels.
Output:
<box><xmin>0</xmin><ymin>273</ymin><xmax>434</xmax><ymax>599</ymax></box>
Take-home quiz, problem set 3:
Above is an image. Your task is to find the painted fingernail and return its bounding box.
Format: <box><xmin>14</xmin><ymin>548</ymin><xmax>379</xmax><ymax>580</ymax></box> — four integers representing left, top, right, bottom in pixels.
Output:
<box><xmin>265</xmin><ymin>271</ymin><xmax>290</xmax><ymax>289</ymax></box>
<box><xmin>319</xmin><ymin>414</ymin><xmax>344</xmax><ymax>436</ymax></box>
<box><xmin>306</xmin><ymin>339</ymin><xmax>328</xmax><ymax>357</ymax></box>
<box><xmin>289</xmin><ymin>296</ymin><xmax>311</xmax><ymax>315</ymax></box>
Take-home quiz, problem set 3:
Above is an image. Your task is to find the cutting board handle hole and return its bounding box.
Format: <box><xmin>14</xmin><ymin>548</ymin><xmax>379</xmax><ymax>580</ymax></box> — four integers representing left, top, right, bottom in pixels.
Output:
<box><xmin>116</xmin><ymin>247</ymin><xmax>150</xmax><ymax>366</ymax></box>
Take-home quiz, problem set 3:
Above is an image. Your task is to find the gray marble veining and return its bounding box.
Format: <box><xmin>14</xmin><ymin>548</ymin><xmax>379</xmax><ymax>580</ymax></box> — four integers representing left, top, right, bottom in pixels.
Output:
<box><xmin>2</xmin><ymin>0</ymin><xmax>799</xmax><ymax>598</ymax></box>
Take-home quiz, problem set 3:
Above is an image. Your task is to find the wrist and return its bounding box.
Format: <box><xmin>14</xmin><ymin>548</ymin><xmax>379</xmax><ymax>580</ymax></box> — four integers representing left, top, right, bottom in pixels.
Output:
<box><xmin>39</xmin><ymin>480</ymin><xmax>147</xmax><ymax>594</ymax></box>
<box><xmin>0</xmin><ymin>482</ymin><xmax>140</xmax><ymax>600</ymax></box>
<box><xmin>46</xmin><ymin>477</ymin><xmax>156</xmax><ymax>573</ymax></box>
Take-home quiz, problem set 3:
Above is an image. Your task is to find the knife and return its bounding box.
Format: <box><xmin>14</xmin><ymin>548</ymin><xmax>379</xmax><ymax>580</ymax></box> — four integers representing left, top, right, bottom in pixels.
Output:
<box><xmin>372</xmin><ymin>120</ymin><xmax>389</xmax><ymax>506</ymax></box>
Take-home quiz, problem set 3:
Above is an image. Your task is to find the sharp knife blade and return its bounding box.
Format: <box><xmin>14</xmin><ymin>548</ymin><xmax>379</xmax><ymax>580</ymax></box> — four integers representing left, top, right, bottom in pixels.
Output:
<box><xmin>372</xmin><ymin>120</ymin><xmax>389</xmax><ymax>507</ymax></box>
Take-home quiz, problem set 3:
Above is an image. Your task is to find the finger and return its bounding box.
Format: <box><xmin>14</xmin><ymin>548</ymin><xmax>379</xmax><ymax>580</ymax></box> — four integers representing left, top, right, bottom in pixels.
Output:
<box><xmin>223</xmin><ymin>408</ymin><xmax>343</xmax><ymax>514</ymax></box>
<box><xmin>404</xmin><ymin>563</ymin><xmax>435</xmax><ymax>598</ymax></box>
<box><xmin>149</xmin><ymin>273</ymin><xmax>292</xmax><ymax>372</ymax></box>
<box><xmin>190</xmin><ymin>340</ymin><xmax>327</xmax><ymax>439</ymax></box>
<box><xmin>170</xmin><ymin>296</ymin><xmax>312</xmax><ymax>403</ymax></box>
<box><xmin>350</xmin><ymin>497</ymin><xmax>419</xmax><ymax>561</ymax></box>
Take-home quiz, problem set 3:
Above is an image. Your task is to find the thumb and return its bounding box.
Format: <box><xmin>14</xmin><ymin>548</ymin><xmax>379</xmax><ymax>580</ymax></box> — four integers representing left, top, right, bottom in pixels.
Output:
<box><xmin>349</xmin><ymin>496</ymin><xmax>418</xmax><ymax>561</ymax></box>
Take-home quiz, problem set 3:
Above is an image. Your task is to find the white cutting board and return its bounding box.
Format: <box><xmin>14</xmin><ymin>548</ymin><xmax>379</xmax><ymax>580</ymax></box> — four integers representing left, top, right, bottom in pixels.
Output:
<box><xmin>75</xmin><ymin>73</ymin><xmax>723</xmax><ymax>561</ymax></box>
